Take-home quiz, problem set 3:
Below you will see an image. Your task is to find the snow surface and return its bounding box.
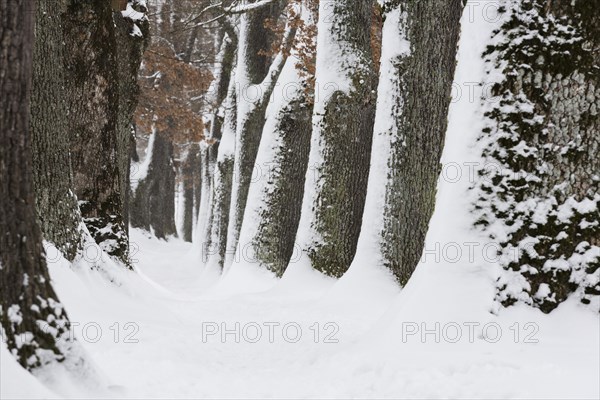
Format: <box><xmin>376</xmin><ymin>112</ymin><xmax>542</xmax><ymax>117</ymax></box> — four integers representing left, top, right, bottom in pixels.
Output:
<box><xmin>2</xmin><ymin>228</ymin><xmax>598</xmax><ymax>399</ymax></box>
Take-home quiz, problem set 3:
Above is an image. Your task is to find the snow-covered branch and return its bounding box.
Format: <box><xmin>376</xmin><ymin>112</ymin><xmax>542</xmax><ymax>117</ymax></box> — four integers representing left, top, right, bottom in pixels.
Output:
<box><xmin>225</xmin><ymin>0</ymin><xmax>278</xmax><ymax>14</ymax></box>
<box><xmin>181</xmin><ymin>0</ymin><xmax>278</xmax><ymax>32</ymax></box>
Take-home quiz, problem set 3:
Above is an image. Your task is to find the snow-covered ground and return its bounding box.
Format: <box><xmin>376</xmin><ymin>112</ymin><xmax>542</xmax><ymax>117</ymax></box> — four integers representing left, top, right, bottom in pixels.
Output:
<box><xmin>2</xmin><ymin>228</ymin><xmax>598</xmax><ymax>399</ymax></box>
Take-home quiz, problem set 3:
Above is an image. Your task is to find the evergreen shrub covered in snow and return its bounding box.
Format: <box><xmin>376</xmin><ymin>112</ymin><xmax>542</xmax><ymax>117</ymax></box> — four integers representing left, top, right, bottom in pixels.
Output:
<box><xmin>475</xmin><ymin>0</ymin><xmax>599</xmax><ymax>313</ymax></box>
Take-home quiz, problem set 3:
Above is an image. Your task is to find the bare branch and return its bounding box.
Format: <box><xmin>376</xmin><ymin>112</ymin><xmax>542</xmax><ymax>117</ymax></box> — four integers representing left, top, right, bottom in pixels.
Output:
<box><xmin>225</xmin><ymin>0</ymin><xmax>278</xmax><ymax>14</ymax></box>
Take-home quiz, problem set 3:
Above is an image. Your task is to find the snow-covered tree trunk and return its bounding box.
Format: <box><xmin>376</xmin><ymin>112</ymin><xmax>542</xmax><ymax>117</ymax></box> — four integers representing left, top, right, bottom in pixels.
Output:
<box><xmin>196</xmin><ymin>147</ymin><xmax>212</xmax><ymax>245</ymax></box>
<box><xmin>181</xmin><ymin>144</ymin><xmax>201</xmax><ymax>242</ymax></box>
<box><xmin>0</xmin><ymin>0</ymin><xmax>75</xmax><ymax>369</ymax></box>
<box><xmin>195</xmin><ymin>30</ymin><xmax>237</xmax><ymax>248</ymax></box>
<box><xmin>30</xmin><ymin>0</ymin><xmax>83</xmax><ymax>261</ymax></box>
<box><xmin>351</xmin><ymin>0</ymin><xmax>464</xmax><ymax>285</ymax></box>
<box><xmin>114</xmin><ymin>0</ymin><xmax>150</xmax><ymax>236</ymax></box>
<box><xmin>130</xmin><ymin>133</ymin><xmax>178</xmax><ymax>239</ymax></box>
<box><xmin>224</xmin><ymin>2</ymin><xmax>296</xmax><ymax>268</ymax></box>
<box><xmin>62</xmin><ymin>0</ymin><xmax>130</xmax><ymax>266</ymax></box>
<box><xmin>294</xmin><ymin>0</ymin><xmax>377</xmax><ymax>278</ymax></box>
<box><xmin>204</xmin><ymin>77</ymin><xmax>238</xmax><ymax>269</ymax></box>
<box><xmin>476</xmin><ymin>0</ymin><xmax>599</xmax><ymax>312</ymax></box>
<box><xmin>234</xmin><ymin>1</ymin><xmax>317</xmax><ymax>277</ymax></box>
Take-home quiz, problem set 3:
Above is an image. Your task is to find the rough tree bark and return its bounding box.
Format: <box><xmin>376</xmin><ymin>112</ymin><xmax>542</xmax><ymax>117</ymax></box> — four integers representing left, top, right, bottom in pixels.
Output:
<box><xmin>0</xmin><ymin>0</ymin><xmax>74</xmax><ymax>369</ymax></box>
<box><xmin>237</xmin><ymin>1</ymin><xmax>318</xmax><ymax>276</ymax></box>
<box><xmin>204</xmin><ymin>76</ymin><xmax>237</xmax><ymax>268</ymax></box>
<box><xmin>114</xmin><ymin>0</ymin><xmax>150</xmax><ymax>236</ymax></box>
<box><xmin>30</xmin><ymin>0</ymin><xmax>83</xmax><ymax>261</ymax></box>
<box><xmin>62</xmin><ymin>0</ymin><xmax>130</xmax><ymax>266</ymax></box>
<box><xmin>294</xmin><ymin>0</ymin><xmax>377</xmax><ymax>277</ymax></box>
<box><xmin>477</xmin><ymin>0</ymin><xmax>600</xmax><ymax>312</ymax></box>
<box><xmin>60</xmin><ymin>0</ymin><xmax>147</xmax><ymax>266</ymax></box>
<box><xmin>224</xmin><ymin>1</ymin><xmax>294</xmax><ymax>267</ymax></box>
<box><xmin>374</xmin><ymin>0</ymin><xmax>464</xmax><ymax>285</ymax></box>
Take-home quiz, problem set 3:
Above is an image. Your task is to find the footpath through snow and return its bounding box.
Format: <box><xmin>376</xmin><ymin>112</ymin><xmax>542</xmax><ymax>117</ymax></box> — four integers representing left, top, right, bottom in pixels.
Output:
<box><xmin>1</xmin><ymin>228</ymin><xmax>598</xmax><ymax>399</ymax></box>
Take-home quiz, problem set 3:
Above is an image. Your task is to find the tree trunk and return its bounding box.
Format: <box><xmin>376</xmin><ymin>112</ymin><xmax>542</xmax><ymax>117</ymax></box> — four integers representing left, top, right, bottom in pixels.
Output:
<box><xmin>204</xmin><ymin>76</ymin><xmax>237</xmax><ymax>269</ymax></box>
<box><xmin>224</xmin><ymin>3</ymin><xmax>286</xmax><ymax>267</ymax></box>
<box><xmin>0</xmin><ymin>0</ymin><xmax>74</xmax><ymax>369</ymax></box>
<box><xmin>237</xmin><ymin>2</ymin><xmax>317</xmax><ymax>277</ymax></box>
<box><xmin>477</xmin><ymin>0</ymin><xmax>600</xmax><ymax>312</ymax></box>
<box><xmin>366</xmin><ymin>0</ymin><xmax>463</xmax><ymax>286</ymax></box>
<box><xmin>114</xmin><ymin>1</ymin><xmax>150</xmax><ymax>236</ymax></box>
<box><xmin>183</xmin><ymin>26</ymin><xmax>200</xmax><ymax>64</ymax></box>
<box><xmin>195</xmin><ymin>30</ymin><xmax>237</xmax><ymax>250</ymax></box>
<box><xmin>62</xmin><ymin>0</ymin><xmax>142</xmax><ymax>267</ymax></box>
<box><xmin>295</xmin><ymin>0</ymin><xmax>377</xmax><ymax>278</ymax></box>
<box><xmin>30</xmin><ymin>0</ymin><xmax>83</xmax><ymax>261</ymax></box>
<box><xmin>181</xmin><ymin>144</ymin><xmax>201</xmax><ymax>242</ymax></box>
<box><xmin>249</xmin><ymin>96</ymin><xmax>313</xmax><ymax>276</ymax></box>
<box><xmin>130</xmin><ymin>133</ymin><xmax>178</xmax><ymax>239</ymax></box>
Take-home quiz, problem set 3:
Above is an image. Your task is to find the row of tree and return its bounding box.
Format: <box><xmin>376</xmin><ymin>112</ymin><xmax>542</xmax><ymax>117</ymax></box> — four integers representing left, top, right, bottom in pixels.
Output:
<box><xmin>1</xmin><ymin>0</ymin><xmax>148</xmax><ymax>369</ymax></box>
<box><xmin>190</xmin><ymin>0</ymin><xmax>463</xmax><ymax>280</ymax></box>
<box><xmin>130</xmin><ymin>0</ymin><xmax>215</xmax><ymax>241</ymax></box>
<box><xmin>180</xmin><ymin>0</ymin><xmax>597</xmax><ymax>311</ymax></box>
<box><xmin>1</xmin><ymin>0</ymin><xmax>598</xmax><ymax>375</ymax></box>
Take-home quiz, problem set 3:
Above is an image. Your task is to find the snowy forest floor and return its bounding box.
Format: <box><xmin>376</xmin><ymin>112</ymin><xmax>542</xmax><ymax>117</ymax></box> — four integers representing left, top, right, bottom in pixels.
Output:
<box><xmin>2</xmin><ymin>228</ymin><xmax>599</xmax><ymax>399</ymax></box>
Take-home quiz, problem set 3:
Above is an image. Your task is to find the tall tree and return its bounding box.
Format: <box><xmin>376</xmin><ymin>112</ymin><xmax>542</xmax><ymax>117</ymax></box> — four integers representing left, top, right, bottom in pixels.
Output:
<box><xmin>0</xmin><ymin>0</ymin><xmax>74</xmax><ymax>369</ymax></box>
<box><xmin>30</xmin><ymin>0</ymin><xmax>84</xmax><ymax>261</ymax></box>
<box><xmin>234</xmin><ymin>0</ymin><xmax>318</xmax><ymax>276</ymax></box>
<box><xmin>195</xmin><ymin>29</ymin><xmax>237</xmax><ymax>250</ymax></box>
<box><xmin>476</xmin><ymin>0</ymin><xmax>599</xmax><ymax>312</ymax></box>
<box><xmin>224</xmin><ymin>1</ymin><xmax>296</xmax><ymax>268</ymax></box>
<box><xmin>130</xmin><ymin>132</ymin><xmax>178</xmax><ymax>239</ymax></box>
<box><xmin>294</xmin><ymin>0</ymin><xmax>377</xmax><ymax>277</ymax></box>
<box><xmin>132</xmin><ymin>0</ymin><xmax>211</xmax><ymax>241</ymax></box>
<box><xmin>181</xmin><ymin>144</ymin><xmax>202</xmax><ymax>242</ymax></box>
<box><xmin>62</xmin><ymin>0</ymin><xmax>127</xmax><ymax>265</ymax></box>
<box><xmin>351</xmin><ymin>0</ymin><xmax>464</xmax><ymax>285</ymax></box>
<box><xmin>204</xmin><ymin>74</ymin><xmax>238</xmax><ymax>269</ymax></box>
<box><xmin>61</xmin><ymin>0</ymin><xmax>147</xmax><ymax>266</ymax></box>
<box><xmin>115</xmin><ymin>0</ymin><xmax>150</xmax><ymax>237</ymax></box>
<box><xmin>201</xmin><ymin>2</ymin><xmax>296</xmax><ymax>269</ymax></box>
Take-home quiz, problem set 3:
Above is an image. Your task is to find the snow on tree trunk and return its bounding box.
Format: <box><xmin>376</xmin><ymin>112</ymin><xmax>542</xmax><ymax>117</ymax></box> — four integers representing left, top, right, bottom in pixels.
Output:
<box><xmin>196</xmin><ymin>146</ymin><xmax>212</xmax><ymax>245</ymax></box>
<box><xmin>234</xmin><ymin>1</ymin><xmax>317</xmax><ymax>277</ymax></box>
<box><xmin>30</xmin><ymin>0</ymin><xmax>83</xmax><ymax>261</ymax></box>
<box><xmin>294</xmin><ymin>0</ymin><xmax>377</xmax><ymax>278</ymax></box>
<box><xmin>114</xmin><ymin>0</ymin><xmax>150</xmax><ymax>237</ymax></box>
<box><xmin>130</xmin><ymin>132</ymin><xmax>178</xmax><ymax>239</ymax></box>
<box><xmin>476</xmin><ymin>0</ymin><xmax>600</xmax><ymax>313</ymax></box>
<box><xmin>224</xmin><ymin>3</ymin><xmax>294</xmax><ymax>268</ymax></box>
<box><xmin>351</xmin><ymin>0</ymin><xmax>464</xmax><ymax>285</ymax></box>
<box><xmin>181</xmin><ymin>144</ymin><xmax>201</xmax><ymax>242</ymax></box>
<box><xmin>62</xmin><ymin>0</ymin><xmax>132</xmax><ymax>266</ymax></box>
<box><xmin>204</xmin><ymin>77</ymin><xmax>238</xmax><ymax>270</ymax></box>
<box><xmin>0</xmin><ymin>0</ymin><xmax>75</xmax><ymax>369</ymax></box>
<box><xmin>195</xmin><ymin>31</ymin><xmax>237</xmax><ymax>249</ymax></box>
